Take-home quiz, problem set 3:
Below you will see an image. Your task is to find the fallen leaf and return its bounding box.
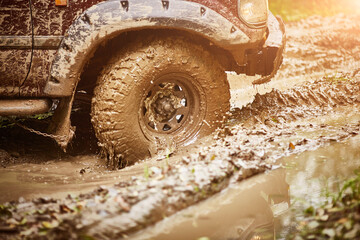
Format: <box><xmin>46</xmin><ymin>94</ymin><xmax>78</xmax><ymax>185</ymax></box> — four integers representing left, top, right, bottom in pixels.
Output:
<box><xmin>6</xmin><ymin>218</ymin><xmax>19</xmax><ymax>225</ymax></box>
<box><xmin>320</xmin><ymin>215</ymin><xmax>329</xmax><ymax>221</ymax></box>
<box><xmin>115</xmin><ymin>196</ymin><xmax>130</xmax><ymax>212</ymax></box>
<box><xmin>344</xmin><ymin>228</ymin><xmax>358</xmax><ymax>239</ymax></box>
<box><xmin>42</xmin><ymin>221</ymin><xmax>53</xmax><ymax>229</ymax></box>
<box><xmin>289</xmin><ymin>142</ymin><xmax>295</xmax><ymax>150</ymax></box>
<box><xmin>59</xmin><ymin>204</ymin><xmax>73</xmax><ymax>213</ymax></box>
<box><xmin>337</xmin><ymin>218</ymin><xmax>348</xmax><ymax>224</ymax></box>
<box><xmin>317</xmin><ymin>208</ymin><xmax>325</xmax><ymax>216</ymax></box>
<box><xmin>308</xmin><ymin>221</ymin><xmax>320</xmax><ymax>229</ymax></box>
<box><xmin>20</xmin><ymin>227</ymin><xmax>36</xmax><ymax>236</ymax></box>
<box><xmin>20</xmin><ymin>218</ymin><xmax>27</xmax><ymax>225</ymax></box>
<box><xmin>344</xmin><ymin>220</ymin><xmax>353</xmax><ymax>230</ymax></box>
<box><xmin>322</xmin><ymin>228</ymin><xmax>336</xmax><ymax>237</ymax></box>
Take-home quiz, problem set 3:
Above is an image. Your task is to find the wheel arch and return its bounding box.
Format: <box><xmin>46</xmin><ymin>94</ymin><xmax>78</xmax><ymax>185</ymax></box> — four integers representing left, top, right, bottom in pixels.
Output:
<box><xmin>78</xmin><ymin>28</ymin><xmax>234</xmax><ymax>97</ymax></box>
<box><xmin>44</xmin><ymin>0</ymin><xmax>253</xmax><ymax>97</ymax></box>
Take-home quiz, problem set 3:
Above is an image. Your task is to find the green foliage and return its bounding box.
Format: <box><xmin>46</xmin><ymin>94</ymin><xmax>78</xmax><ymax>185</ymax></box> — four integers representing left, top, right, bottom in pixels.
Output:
<box><xmin>144</xmin><ymin>165</ymin><xmax>150</xmax><ymax>179</ymax></box>
<box><xmin>291</xmin><ymin>168</ymin><xmax>360</xmax><ymax>239</ymax></box>
<box><xmin>0</xmin><ymin>204</ymin><xmax>13</xmax><ymax>217</ymax></box>
<box><xmin>335</xmin><ymin>168</ymin><xmax>360</xmax><ymax>203</ymax></box>
<box><xmin>269</xmin><ymin>0</ymin><xmax>358</xmax><ymax>21</ymax></box>
<box><xmin>0</xmin><ymin>112</ymin><xmax>53</xmax><ymax>128</ymax></box>
<box><xmin>0</xmin><ymin>116</ymin><xmax>17</xmax><ymax>128</ymax></box>
<box><xmin>31</xmin><ymin>112</ymin><xmax>53</xmax><ymax>120</ymax></box>
<box><xmin>323</xmin><ymin>72</ymin><xmax>351</xmax><ymax>84</ymax></box>
<box><xmin>80</xmin><ymin>235</ymin><xmax>96</xmax><ymax>240</ymax></box>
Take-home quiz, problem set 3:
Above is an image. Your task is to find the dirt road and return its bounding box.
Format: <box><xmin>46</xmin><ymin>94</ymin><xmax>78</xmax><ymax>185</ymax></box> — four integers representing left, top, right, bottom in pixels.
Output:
<box><xmin>0</xmin><ymin>14</ymin><xmax>360</xmax><ymax>239</ymax></box>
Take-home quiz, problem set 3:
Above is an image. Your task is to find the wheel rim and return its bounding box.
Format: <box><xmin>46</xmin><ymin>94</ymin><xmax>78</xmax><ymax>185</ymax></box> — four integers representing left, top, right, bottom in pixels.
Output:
<box><xmin>139</xmin><ymin>73</ymin><xmax>203</xmax><ymax>143</ymax></box>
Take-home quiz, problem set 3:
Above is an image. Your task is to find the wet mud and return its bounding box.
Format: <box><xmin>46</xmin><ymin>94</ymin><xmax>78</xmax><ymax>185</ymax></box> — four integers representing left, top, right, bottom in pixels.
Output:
<box><xmin>1</xmin><ymin>77</ymin><xmax>359</xmax><ymax>239</ymax></box>
<box><xmin>134</xmin><ymin>120</ymin><xmax>360</xmax><ymax>240</ymax></box>
<box><xmin>229</xmin><ymin>14</ymin><xmax>360</xmax><ymax>108</ymax></box>
<box><xmin>128</xmin><ymin>168</ymin><xmax>289</xmax><ymax>240</ymax></box>
<box><xmin>231</xmin><ymin>77</ymin><xmax>360</xmax><ymax>126</ymax></box>
<box><xmin>1</xmin><ymin>14</ymin><xmax>360</xmax><ymax>239</ymax></box>
<box><xmin>280</xmin><ymin>15</ymin><xmax>360</xmax><ymax>79</ymax></box>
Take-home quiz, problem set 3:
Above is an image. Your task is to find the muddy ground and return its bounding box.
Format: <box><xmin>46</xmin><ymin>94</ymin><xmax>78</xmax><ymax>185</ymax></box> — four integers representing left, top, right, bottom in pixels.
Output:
<box><xmin>0</xmin><ymin>14</ymin><xmax>360</xmax><ymax>239</ymax></box>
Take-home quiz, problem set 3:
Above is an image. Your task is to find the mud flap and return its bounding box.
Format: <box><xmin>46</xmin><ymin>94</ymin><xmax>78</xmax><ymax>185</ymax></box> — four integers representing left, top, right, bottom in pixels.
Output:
<box><xmin>252</xmin><ymin>15</ymin><xmax>286</xmax><ymax>85</ymax></box>
<box><xmin>47</xmin><ymin>96</ymin><xmax>76</xmax><ymax>151</ymax></box>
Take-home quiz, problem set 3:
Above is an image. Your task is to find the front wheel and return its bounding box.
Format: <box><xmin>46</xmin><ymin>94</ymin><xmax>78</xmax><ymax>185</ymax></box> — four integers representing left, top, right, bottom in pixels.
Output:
<box><xmin>91</xmin><ymin>36</ymin><xmax>230</xmax><ymax>168</ymax></box>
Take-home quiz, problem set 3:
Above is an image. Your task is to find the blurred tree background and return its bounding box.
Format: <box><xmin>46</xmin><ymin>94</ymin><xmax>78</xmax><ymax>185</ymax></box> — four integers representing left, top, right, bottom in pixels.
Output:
<box><xmin>269</xmin><ymin>0</ymin><xmax>360</xmax><ymax>21</ymax></box>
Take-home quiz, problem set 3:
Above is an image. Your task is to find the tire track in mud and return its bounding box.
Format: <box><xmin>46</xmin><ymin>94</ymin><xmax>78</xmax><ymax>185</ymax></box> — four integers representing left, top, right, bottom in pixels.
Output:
<box><xmin>1</xmin><ymin>79</ymin><xmax>360</xmax><ymax>239</ymax></box>
<box><xmin>276</xmin><ymin>15</ymin><xmax>360</xmax><ymax>80</ymax></box>
<box><xmin>231</xmin><ymin>77</ymin><xmax>360</xmax><ymax>126</ymax></box>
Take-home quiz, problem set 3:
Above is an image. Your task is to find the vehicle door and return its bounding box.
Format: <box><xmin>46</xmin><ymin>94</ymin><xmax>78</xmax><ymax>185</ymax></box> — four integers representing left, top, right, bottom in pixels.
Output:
<box><xmin>0</xmin><ymin>0</ymin><xmax>32</xmax><ymax>97</ymax></box>
<box><xmin>19</xmin><ymin>0</ymin><xmax>105</xmax><ymax>97</ymax></box>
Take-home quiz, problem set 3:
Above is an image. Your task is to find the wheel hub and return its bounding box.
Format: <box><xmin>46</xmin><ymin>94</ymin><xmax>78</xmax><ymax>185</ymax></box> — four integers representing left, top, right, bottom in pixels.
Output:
<box><xmin>141</xmin><ymin>81</ymin><xmax>189</xmax><ymax>133</ymax></box>
<box><xmin>153</xmin><ymin>93</ymin><xmax>177</xmax><ymax>121</ymax></box>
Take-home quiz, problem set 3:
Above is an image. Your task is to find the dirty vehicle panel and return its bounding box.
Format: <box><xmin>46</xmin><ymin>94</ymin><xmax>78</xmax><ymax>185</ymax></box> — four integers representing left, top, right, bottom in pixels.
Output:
<box><xmin>0</xmin><ymin>0</ymin><xmax>32</xmax><ymax>97</ymax></box>
<box><xmin>0</xmin><ymin>0</ymin><xmax>285</xmax><ymax>166</ymax></box>
<box><xmin>0</xmin><ymin>0</ymin><xmax>107</xmax><ymax>97</ymax></box>
<box><xmin>1</xmin><ymin>0</ymin><xmax>280</xmax><ymax>98</ymax></box>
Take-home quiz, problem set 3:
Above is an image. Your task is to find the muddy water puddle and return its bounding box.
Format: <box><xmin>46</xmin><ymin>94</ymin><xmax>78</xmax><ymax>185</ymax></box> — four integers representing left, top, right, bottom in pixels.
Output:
<box><xmin>0</xmin><ymin>156</ymin><xmax>144</xmax><ymax>203</ymax></box>
<box><xmin>128</xmin><ymin>108</ymin><xmax>360</xmax><ymax>239</ymax></box>
<box><xmin>128</xmin><ymin>168</ymin><xmax>289</xmax><ymax>240</ymax></box>
<box><xmin>0</xmin><ymin>14</ymin><xmax>359</xmax><ymax>239</ymax></box>
<box><xmin>278</xmin><ymin>134</ymin><xmax>360</xmax><ymax>238</ymax></box>
<box><xmin>0</xmin><ymin>146</ymin><xmax>195</xmax><ymax>203</ymax></box>
<box><xmin>0</xmin><ymin>156</ymin><xmax>108</xmax><ymax>203</ymax></box>
<box><xmin>0</xmin><ymin>102</ymin><xmax>359</xmax><ymax>238</ymax></box>
<box><xmin>132</xmin><ymin>135</ymin><xmax>360</xmax><ymax>240</ymax></box>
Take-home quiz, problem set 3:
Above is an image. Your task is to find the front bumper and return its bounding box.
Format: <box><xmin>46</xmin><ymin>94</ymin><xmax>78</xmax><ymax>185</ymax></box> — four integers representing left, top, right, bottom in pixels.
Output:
<box><xmin>246</xmin><ymin>13</ymin><xmax>286</xmax><ymax>84</ymax></box>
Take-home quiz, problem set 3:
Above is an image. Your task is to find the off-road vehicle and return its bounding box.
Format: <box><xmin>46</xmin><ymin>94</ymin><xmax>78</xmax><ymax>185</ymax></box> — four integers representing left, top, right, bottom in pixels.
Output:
<box><xmin>0</xmin><ymin>0</ymin><xmax>285</xmax><ymax>166</ymax></box>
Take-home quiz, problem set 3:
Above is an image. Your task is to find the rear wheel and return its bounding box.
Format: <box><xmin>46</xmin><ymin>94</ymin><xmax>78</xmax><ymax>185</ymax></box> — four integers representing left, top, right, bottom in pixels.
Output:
<box><xmin>91</xmin><ymin>36</ymin><xmax>230</xmax><ymax>169</ymax></box>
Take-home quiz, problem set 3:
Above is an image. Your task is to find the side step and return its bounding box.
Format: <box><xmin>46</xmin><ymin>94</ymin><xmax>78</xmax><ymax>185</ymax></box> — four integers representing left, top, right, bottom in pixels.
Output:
<box><xmin>0</xmin><ymin>99</ymin><xmax>52</xmax><ymax>116</ymax></box>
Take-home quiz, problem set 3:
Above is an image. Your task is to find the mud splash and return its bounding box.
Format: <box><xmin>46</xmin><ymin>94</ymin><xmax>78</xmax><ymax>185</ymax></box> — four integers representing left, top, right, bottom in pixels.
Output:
<box><xmin>1</xmin><ymin>14</ymin><xmax>360</xmax><ymax>239</ymax></box>
<box><xmin>128</xmin><ymin>116</ymin><xmax>360</xmax><ymax>240</ymax></box>
<box><xmin>229</xmin><ymin>14</ymin><xmax>360</xmax><ymax>108</ymax></box>
<box><xmin>1</xmin><ymin>78</ymin><xmax>360</xmax><ymax>239</ymax></box>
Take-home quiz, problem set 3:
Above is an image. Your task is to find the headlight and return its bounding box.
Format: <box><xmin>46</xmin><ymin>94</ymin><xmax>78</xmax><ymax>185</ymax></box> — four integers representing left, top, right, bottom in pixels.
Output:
<box><xmin>239</xmin><ymin>0</ymin><xmax>268</xmax><ymax>26</ymax></box>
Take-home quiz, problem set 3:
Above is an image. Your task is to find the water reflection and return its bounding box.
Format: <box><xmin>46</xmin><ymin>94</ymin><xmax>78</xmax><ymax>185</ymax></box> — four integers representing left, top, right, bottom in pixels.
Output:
<box><xmin>277</xmin><ymin>134</ymin><xmax>360</xmax><ymax>238</ymax></box>
<box><xmin>0</xmin><ymin>156</ymin><xmax>142</xmax><ymax>203</ymax></box>
<box><xmin>129</xmin><ymin>169</ymin><xmax>289</xmax><ymax>240</ymax></box>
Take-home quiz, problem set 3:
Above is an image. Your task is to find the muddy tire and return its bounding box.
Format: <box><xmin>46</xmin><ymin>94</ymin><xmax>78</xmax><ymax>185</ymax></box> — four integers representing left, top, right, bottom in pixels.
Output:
<box><xmin>91</xmin><ymin>36</ymin><xmax>230</xmax><ymax>168</ymax></box>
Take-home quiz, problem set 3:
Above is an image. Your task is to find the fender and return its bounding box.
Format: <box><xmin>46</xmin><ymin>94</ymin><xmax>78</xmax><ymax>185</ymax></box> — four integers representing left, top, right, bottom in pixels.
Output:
<box><xmin>44</xmin><ymin>0</ymin><xmax>265</xmax><ymax>97</ymax></box>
